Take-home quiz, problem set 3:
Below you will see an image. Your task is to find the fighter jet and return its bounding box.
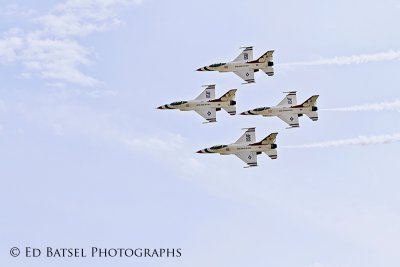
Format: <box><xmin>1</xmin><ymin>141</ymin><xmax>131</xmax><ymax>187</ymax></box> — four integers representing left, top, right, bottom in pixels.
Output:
<box><xmin>157</xmin><ymin>84</ymin><xmax>237</xmax><ymax>123</ymax></box>
<box><xmin>196</xmin><ymin>128</ymin><xmax>278</xmax><ymax>168</ymax></box>
<box><xmin>196</xmin><ymin>47</ymin><xmax>274</xmax><ymax>84</ymax></box>
<box><xmin>240</xmin><ymin>91</ymin><xmax>319</xmax><ymax>128</ymax></box>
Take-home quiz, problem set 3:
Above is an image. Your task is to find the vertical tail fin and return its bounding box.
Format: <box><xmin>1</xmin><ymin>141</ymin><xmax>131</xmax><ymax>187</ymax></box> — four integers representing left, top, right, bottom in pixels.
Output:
<box><xmin>301</xmin><ymin>95</ymin><xmax>319</xmax><ymax>121</ymax></box>
<box><xmin>256</xmin><ymin>132</ymin><xmax>278</xmax><ymax>160</ymax></box>
<box><xmin>213</xmin><ymin>89</ymin><xmax>237</xmax><ymax>115</ymax></box>
<box><xmin>251</xmin><ymin>132</ymin><xmax>278</xmax><ymax>146</ymax></box>
<box><xmin>301</xmin><ymin>95</ymin><xmax>319</xmax><ymax>107</ymax></box>
<box><xmin>217</xmin><ymin>89</ymin><xmax>237</xmax><ymax>101</ymax></box>
<box><xmin>257</xmin><ymin>50</ymin><xmax>274</xmax><ymax>76</ymax></box>
<box><xmin>259</xmin><ymin>132</ymin><xmax>278</xmax><ymax>145</ymax></box>
<box><xmin>255</xmin><ymin>50</ymin><xmax>274</xmax><ymax>63</ymax></box>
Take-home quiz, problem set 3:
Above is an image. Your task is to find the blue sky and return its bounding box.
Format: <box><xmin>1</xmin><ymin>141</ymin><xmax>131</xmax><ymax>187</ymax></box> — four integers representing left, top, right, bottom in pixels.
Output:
<box><xmin>1</xmin><ymin>1</ymin><xmax>400</xmax><ymax>266</ymax></box>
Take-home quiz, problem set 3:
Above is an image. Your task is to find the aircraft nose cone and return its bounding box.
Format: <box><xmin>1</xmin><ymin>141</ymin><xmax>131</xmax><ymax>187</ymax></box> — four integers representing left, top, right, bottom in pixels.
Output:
<box><xmin>240</xmin><ymin>111</ymin><xmax>248</xmax><ymax>115</ymax></box>
<box><xmin>196</xmin><ymin>150</ymin><xmax>204</xmax><ymax>153</ymax></box>
<box><xmin>196</xmin><ymin>68</ymin><xmax>203</xmax><ymax>71</ymax></box>
<box><xmin>156</xmin><ymin>106</ymin><xmax>164</xmax><ymax>109</ymax></box>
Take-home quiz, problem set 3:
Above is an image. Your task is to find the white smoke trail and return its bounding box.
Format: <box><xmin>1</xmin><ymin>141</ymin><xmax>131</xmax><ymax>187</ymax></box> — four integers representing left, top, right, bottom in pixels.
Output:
<box><xmin>280</xmin><ymin>50</ymin><xmax>400</xmax><ymax>67</ymax></box>
<box><xmin>284</xmin><ymin>132</ymin><xmax>400</xmax><ymax>148</ymax></box>
<box><xmin>323</xmin><ymin>99</ymin><xmax>400</xmax><ymax>112</ymax></box>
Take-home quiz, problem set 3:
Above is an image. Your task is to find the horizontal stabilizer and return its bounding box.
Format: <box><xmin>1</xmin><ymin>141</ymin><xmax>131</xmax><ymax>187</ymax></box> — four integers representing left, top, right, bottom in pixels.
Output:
<box><xmin>264</xmin><ymin>149</ymin><xmax>277</xmax><ymax>160</ymax></box>
<box><xmin>223</xmin><ymin>106</ymin><xmax>236</xmax><ymax>115</ymax></box>
<box><xmin>305</xmin><ymin>111</ymin><xmax>318</xmax><ymax>121</ymax></box>
<box><xmin>261</xmin><ymin>67</ymin><xmax>274</xmax><ymax>76</ymax></box>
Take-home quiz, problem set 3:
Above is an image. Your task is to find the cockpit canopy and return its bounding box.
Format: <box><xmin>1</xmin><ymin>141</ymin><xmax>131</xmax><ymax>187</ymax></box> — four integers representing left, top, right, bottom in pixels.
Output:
<box><xmin>209</xmin><ymin>63</ymin><xmax>226</xmax><ymax>68</ymax></box>
<box><xmin>170</xmin><ymin>101</ymin><xmax>187</xmax><ymax>106</ymax></box>
<box><xmin>210</xmin><ymin>145</ymin><xmax>227</xmax><ymax>150</ymax></box>
<box><xmin>254</xmin><ymin>107</ymin><xmax>269</xmax><ymax>111</ymax></box>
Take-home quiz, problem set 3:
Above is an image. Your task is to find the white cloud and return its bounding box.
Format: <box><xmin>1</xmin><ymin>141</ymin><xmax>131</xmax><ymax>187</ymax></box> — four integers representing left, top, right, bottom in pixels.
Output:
<box><xmin>121</xmin><ymin>133</ymin><xmax>185</xmax><ymax>152</ymax></box>
<box><xmin>0</xmin><ymin>30</ymin><xmax>24</xmax><ymax>64</ymax></box>
<box><xmin>0</xmin><ymin>4</ymin><xmax>36</xmax><ymax>18</ymax></box>
<box><xmin>13</xmin><ymin>97</ymin><xmax>202</xmax><ymax>174</ymax></box>
<box><xmin>280</xmin><ymin>50</ymin><xmax>400</xmax><ymax>67</ymax></box>
<box><xmin>47</xmin><ymin>87</ymin><xmax>118</xmax><ymax>97</ymax></box>
<box><xmin>121</xmin><ymin>133</ymin><xmax>205</xmax><ymax>174</ymax></box>
<box><xmin>23</xmin><ymin>35</ymin><xmax>99</xmax><ymax>86</ymax></box>
<box><xmin>0</xmin><ymin>0</ymin><xmax>141</xmax><ymax>86</ymax></box>
<box><xmin>323</xmin><ymin>99</ymin><xmax>400</xmax><ymax>112</ymax></box>
<box><xmin>284</xmin><ymin>132</ymin><xmax>400</xmax><ymax>148</ymax></box>
<box><xmin>36</xmin><ymin>0</ymin><xmax>141</xmax><ymax>37</ymax></box>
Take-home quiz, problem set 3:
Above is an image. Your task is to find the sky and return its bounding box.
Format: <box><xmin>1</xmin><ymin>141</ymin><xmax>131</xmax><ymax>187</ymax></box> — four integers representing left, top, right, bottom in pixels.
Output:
<box><xmin>1</xmin><ymin>0</ymin><xmax>400</xmax><ymax>266</ymax></box>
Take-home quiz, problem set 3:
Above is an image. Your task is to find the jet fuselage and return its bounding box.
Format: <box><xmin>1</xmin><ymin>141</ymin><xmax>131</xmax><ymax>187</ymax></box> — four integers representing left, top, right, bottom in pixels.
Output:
<box><xmin>243</xmin><ymin>105</ymin><xmax>318</xmax><ymax>117</ymax></box>
<box><xmin>197</xmin><ymin>61</ymin><xmax>273</xmax><ymax>73</ymax></box>
<box><xmin>158</xmin><ymin>99</ymin><xmax>236</xmax><ymax>111</ymax></box>
<box><xmin>197</xmin><ymin>143</ymin><xmax>277</xmax><ymax>155</ymax></box>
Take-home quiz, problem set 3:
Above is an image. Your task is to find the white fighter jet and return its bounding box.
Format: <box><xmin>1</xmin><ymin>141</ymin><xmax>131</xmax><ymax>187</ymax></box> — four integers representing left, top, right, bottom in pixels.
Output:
<box><xmin>157</xmin><ymin>84</ymin><xmax>237</xmax><ymax>123</ymax></box>
<box><xmin>196</xmin><ymin>128</ymin><xmax>278</xmax><ymax>168</ymax></box>
<box><xmin>196</xmin><ymin>47</ymin><xmax>274</xmax><ymax>84</ymax></box>
<box><xmin>240</xmin><ymin>91</ymin><xmax>319</xmax><ymax>128</ymax></box>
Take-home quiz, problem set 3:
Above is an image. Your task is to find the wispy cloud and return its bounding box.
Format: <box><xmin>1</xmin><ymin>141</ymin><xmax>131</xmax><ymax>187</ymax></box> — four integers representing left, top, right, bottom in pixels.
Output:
<box><xmin>0</xmin><ymin>4</ymin><xmax>36</xmax><ymax>18</ymax></box>
<box><xmin>0</xmin><ymin>0</ymin><xmax>141</xmax><ymax>86</ymax></box>
<box><xmin>121</xmin><ymin>134</ymin><xmax>185</xmax><ymax>152</ymax></box>
<box><xmin>280</xmin><ymin>50</ymin><xmax>400</xmax><ymax>67</ymax></box>
<box><xmin>0</xmin><ymin>30</ymin><xmax>24</xmax><ymax>64</ymax></box>
<box><xmin>323</xmin><ymin>99</ymin><xmax>400</xmax><ymax>112</ymax></box>
<box><xmin>10</xmin><ymin>96</ymin><xmax>202</xmax><ymax>174</ymax></box>
<box><xmin>284</xmin><ymin>132</ymin><xmax>400</xmax><ymax>148</ymax></box>
<box><xmin>36</xmin><ymin>0</ymin><xmax>142</xmax><ymax>37</ymax></box>
<box><xmin>24</xmin><ymin>35</ymin><xmax>99</xmax><ymax>86</ymax></box>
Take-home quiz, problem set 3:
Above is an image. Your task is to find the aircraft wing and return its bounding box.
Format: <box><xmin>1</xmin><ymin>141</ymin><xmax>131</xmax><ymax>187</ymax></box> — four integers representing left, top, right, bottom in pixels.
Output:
<box><xmin>195</xmin><ymin>108</ymin><xmax>216</xmax><ymax>123</ymax></box>
<box><xmin>234</xmin><ymin>127</ymin><xmax>256</xmax><ymax>144</ymax></box>
<box><xmin>232</xmin><ymin>47</ymin><xmax>253</xmax><ymax>62</ymax></box>
<box><xmin>277</xmin><ymin>114</ymin><xmax>300</xmax><ymax>127</ymax></box>
<box><xmin>194</xmin><ymin>84</ymin><xmax>215</xmax><ymax>101</ymax></box>
<box><xmin>235</xmin><ymin>151</ymin><xmax>258</xmax><ymax>167</ymax></box>
<box><xmin>233</xmin><ymin>69</ymin><xmax>254</xmax><ymax>83</ymax></box>
<box><xmin>277</xmin><ymin>92</ymin><xmax>297</xmax><ymax>107</ymax></box>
